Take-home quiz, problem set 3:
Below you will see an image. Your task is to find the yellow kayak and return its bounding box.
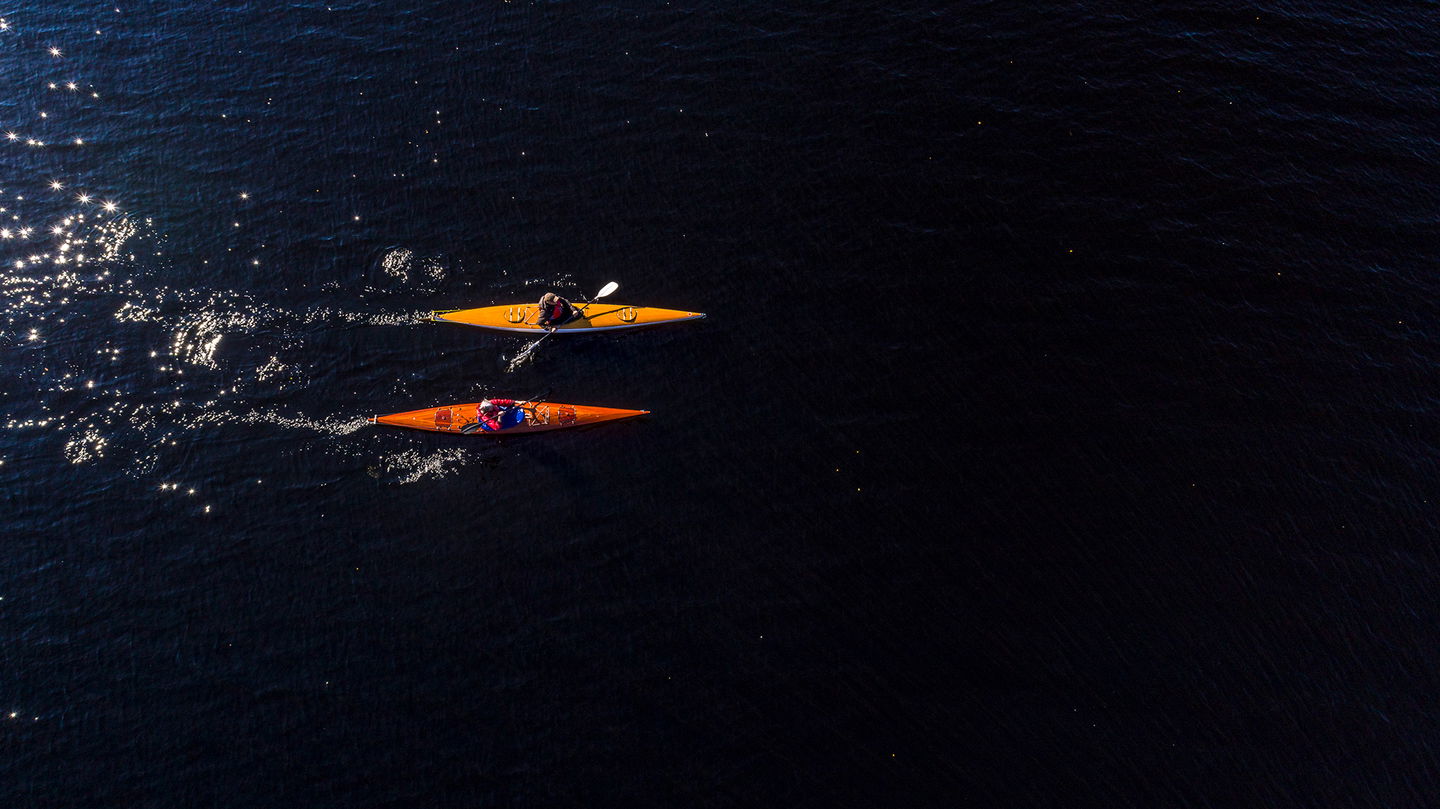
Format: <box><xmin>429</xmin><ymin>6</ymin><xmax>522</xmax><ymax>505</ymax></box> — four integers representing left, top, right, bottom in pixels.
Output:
<box><xmin>430</xmin><ymin>303</ymin><xmax>705</xmax><ymax>334</ymax></box>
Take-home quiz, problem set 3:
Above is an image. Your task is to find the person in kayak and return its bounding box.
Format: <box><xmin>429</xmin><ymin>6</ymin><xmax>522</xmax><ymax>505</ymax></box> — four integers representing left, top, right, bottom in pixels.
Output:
<box><xmin>475</xmin><ymin>398</ymin><xmax>523</xmax><ymax>431</ymax></box>
<box><xmin>536</xmin><ymin>292</ymin><xmax>581</xmax><ymax>330</ymax></box>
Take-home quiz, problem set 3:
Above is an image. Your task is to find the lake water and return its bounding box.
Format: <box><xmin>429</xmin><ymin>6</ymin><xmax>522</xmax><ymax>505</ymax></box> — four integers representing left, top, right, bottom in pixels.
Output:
<box><xmin>3</xmin><ymin>2</ymin><xmax>1436</xmax><ymax>806</ymax></box>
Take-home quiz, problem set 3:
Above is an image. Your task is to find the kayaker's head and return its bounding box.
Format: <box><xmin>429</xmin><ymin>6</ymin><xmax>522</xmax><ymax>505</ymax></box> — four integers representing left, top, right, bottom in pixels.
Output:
<box><xmin>479</xmin><ymin>399</ymin><xmax>497</xmax><ymax>414</ymax></box>
<box><xmin>539</xmin><ymin>292</ymin><xmax>559</xmax><ymax>307</ymax></box>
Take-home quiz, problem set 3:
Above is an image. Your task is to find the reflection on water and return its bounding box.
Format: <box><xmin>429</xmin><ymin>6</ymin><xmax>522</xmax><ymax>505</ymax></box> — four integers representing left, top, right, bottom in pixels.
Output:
<box><xmin>61</xmin><ymin>424</ymin><xmax>105</xmax><ymax>464</ymax></box>
<box><xmin>0</xmin><ymin>15</ymin><xmax>495</xmax><ymax>488</ymax></box>
<box><xmin>366</xmin><ymin>447</ymin><xmax>476</xmax><ymax>486</ymax></box>
<box><xmin>378</xmin><ymin>246</ymin><xmax>446</xmax><ymax>287</ymax></box>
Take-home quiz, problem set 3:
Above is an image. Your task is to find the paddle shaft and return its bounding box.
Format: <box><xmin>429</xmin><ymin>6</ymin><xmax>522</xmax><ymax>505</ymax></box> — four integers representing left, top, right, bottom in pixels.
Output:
<box><xmin>512</xmin><ymin>282</ymin><xmax>616</xmax><ymax>364</ymax></box>
<box><xmin>575</xmin><ymin>281</ymin><xmax>619</xmax><ymax>318</ymax></box>
<box><xmin>515</xmin><ymin>327</ymin><xmax>555</xmax><ymax>358</ymax></box>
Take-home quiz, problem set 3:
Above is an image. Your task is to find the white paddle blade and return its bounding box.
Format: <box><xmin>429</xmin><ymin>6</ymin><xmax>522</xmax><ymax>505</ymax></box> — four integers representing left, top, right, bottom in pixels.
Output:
<box><xmin>594</xmin><ymin>281</ymin><xmax>619</xmax><ymax>299</ymax></box>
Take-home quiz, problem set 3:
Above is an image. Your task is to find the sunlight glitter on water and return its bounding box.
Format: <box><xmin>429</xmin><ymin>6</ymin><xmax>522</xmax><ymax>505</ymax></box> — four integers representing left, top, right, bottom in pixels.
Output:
<box><xmin>0</xmin><ymin>12</ymin><xmax>520</xmax><ymax>497</ymax></box>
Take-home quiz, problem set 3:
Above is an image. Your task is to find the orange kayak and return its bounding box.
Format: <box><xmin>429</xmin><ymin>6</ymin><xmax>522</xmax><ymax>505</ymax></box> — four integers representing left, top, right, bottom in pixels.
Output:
<box><xmin>369</xmin><ymin>400</ymin><xmax>649</xmax><ymax>435</ymax></box>
<box><xmin>430</xmin><ymin>303</ymin><xmax>704</xmax><ymax>334</ymax></box>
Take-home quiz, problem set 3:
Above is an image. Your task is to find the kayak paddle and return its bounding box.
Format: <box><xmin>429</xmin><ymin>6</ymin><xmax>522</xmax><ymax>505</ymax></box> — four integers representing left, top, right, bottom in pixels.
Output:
<box><xmin>509</xmin><ymin>281</ymin><xmax>618</xmax><ymax>366</ymax></box>
<box><xmin>577</xmin><ymin>280</ymin><xmax>620</xmax><ymax>315</ymax></box>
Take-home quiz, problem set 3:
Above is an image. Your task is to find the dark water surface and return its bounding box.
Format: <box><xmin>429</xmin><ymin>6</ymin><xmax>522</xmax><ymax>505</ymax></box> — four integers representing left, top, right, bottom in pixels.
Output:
<box><xmin>3</xmin><ymin>1</ymin><xmax>1437</xmax><ymax>806</ymax></box>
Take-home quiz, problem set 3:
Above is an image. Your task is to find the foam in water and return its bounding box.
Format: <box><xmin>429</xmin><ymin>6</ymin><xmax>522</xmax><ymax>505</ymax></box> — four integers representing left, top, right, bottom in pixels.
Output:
<box><xmin>0</xmin><ymin>16</ymin><xmax>547</xmax><ymax>491</ymax></box>
<box><xmin>366</xmin><ymin>447</ymin><xmax>474</xmax><ymax>485</ymax></box>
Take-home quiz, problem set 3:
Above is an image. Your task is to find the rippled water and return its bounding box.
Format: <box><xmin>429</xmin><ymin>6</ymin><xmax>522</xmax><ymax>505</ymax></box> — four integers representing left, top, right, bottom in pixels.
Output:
<box><xmin>6</xmin><ymin>1</ymin><xmax>1440</xmax><ymax>806</ymax></box>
